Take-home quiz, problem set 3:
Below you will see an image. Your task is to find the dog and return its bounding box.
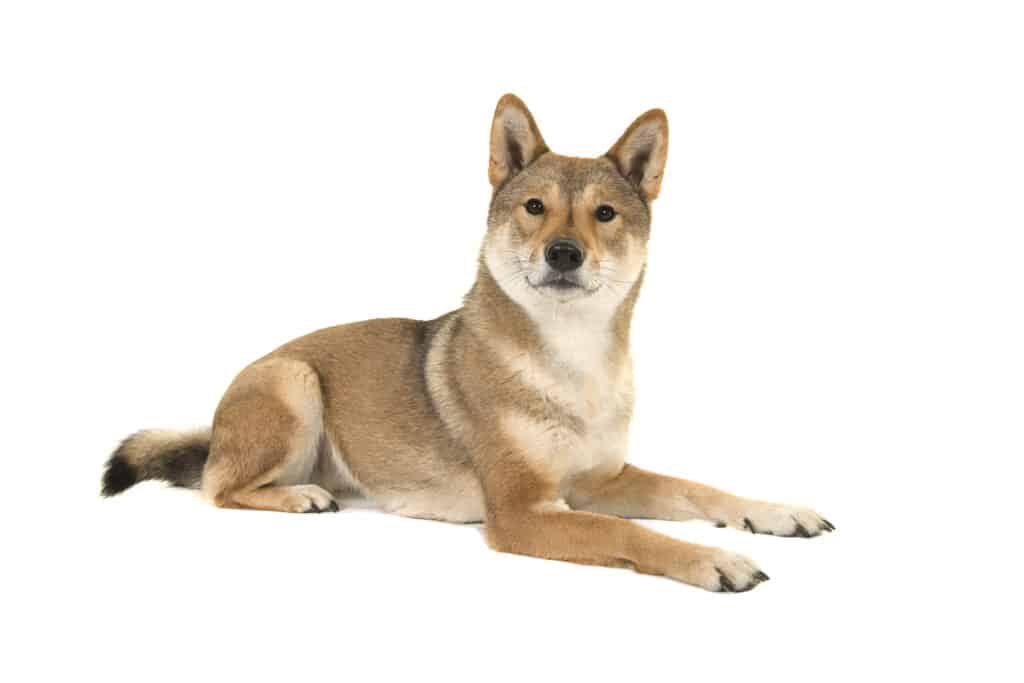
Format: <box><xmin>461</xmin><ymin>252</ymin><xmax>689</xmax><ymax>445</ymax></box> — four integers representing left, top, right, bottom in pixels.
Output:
<box><xmin>102</xmin><ymin>94</ymin><xmax>833</xmax><ymax>592</ymax></box>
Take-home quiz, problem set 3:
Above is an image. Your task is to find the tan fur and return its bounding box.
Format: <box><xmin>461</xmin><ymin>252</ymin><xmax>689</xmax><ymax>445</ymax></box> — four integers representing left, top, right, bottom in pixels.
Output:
<box><xmin>107</xmin><ymin>94</ymin><xmax>832</xmax><ymax>591</ymax></box>
<box><xmin>116</xmin><ymin>428</ymin><xmax>211</xmax><ymax>467</ymax></box>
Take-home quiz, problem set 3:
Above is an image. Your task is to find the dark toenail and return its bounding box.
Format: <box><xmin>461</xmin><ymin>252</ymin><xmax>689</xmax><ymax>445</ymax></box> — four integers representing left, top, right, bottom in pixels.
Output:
<box><xmin>714</xmin><ymin>521</ymin><xmax>727</xmax><ymax>528</ymax></box>
<box><xmin>754</xmin><ymin>570</ymin><xmax>770</xmax><ymax>581</ymax></box>
<box><xmin>792</xmin><ymin>518</ymin><xmax>812</xmax><ymax>537</ymax></box>
<box><xmin>743</xmin><ymin>518</ymin><xmax>757</xmax><ymax>533</ymax></box>
<box><xmin>716</xmin><ymin>568</ymin><xmax>736</xmax><ymax>593</ymax></box>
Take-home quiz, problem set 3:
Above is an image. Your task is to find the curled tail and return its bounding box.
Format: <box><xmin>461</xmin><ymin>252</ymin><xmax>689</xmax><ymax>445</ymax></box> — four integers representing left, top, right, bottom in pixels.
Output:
<box><xmin>101</xmin><ymin>428</ymin><xmax>212</xmax><ymax>497</ymax></box>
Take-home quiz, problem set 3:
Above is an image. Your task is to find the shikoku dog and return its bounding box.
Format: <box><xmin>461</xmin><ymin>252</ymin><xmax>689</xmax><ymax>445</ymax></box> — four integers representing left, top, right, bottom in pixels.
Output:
<box><xmin>102</xmin><ymin>94</ymin><xmax>833</xmax><ymax>592</ymax></box>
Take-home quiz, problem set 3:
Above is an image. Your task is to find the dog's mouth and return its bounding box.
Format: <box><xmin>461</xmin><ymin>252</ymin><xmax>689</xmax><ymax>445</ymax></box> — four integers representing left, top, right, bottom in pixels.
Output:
<box><xmin>542</xmin><ymin>278</ymin><xmax>580</xmax><ymax>290</ymax></box>
<box><xmin>527</xmin><ymin>273</ymin><xmax>596</xmax><ymax>297</ymax></box>
<box><xmin>537</xmin><ymin>273</ymin><xmax>582</xmax><ymax>288</ymax></box>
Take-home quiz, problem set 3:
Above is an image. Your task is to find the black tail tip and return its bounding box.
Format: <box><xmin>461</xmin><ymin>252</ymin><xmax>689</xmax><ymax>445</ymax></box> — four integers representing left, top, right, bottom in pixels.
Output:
<box><xmin>101</xmin><ymin>453</ymin><xmax>138</xmax><ymax>497</ymax></box>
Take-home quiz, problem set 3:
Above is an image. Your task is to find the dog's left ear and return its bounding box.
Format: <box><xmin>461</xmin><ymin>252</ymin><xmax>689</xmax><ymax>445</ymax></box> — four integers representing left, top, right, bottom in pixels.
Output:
<box><xmin>606</xmin><ymin>109</ymin><xmax>669</xmax><ymax>201</ymax></box>
<box><xmin>489</xmin><ymin>94</ymin><xmax>549</xmax><ymax>189</ymax></box>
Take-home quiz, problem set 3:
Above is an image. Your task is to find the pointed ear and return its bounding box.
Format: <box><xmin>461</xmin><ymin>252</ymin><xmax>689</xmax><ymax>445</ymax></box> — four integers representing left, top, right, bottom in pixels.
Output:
<box><xmin>489</xmin><ymin>94</ymin><xmax>549</xmax><ymax>189</ymax></box>
<box><xmin>606</xmin><ymin>109</ymin><xmax>669</xmax><ymax>201</ymax></box>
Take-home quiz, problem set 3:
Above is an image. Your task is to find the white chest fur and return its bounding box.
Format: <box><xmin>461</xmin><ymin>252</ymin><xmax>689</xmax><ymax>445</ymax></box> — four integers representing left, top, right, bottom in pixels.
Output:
<box><xmin>495</xmin><ymin>315</ymin><xmax>634</xmax><ymax>486</ymax></box>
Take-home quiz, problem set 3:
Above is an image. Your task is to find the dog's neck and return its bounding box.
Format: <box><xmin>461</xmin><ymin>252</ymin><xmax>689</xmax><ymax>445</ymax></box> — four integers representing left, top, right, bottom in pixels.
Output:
<box><xmin>461</xmin><ymin>260</ymin><xmax>643</xmax><ymax>376</ymax></box>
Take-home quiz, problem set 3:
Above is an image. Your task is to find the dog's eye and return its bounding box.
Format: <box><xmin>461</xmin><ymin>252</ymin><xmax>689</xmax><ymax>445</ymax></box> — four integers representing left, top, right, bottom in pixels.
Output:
<box><xmin>525</xmin><ymin>198</ymin><xmax>545</xmax><ymax>215</ymax></box>
<box><xmin>595</xmin><ymin>205</ymin><xmax>616</xmax><ymax>222</ymax></box>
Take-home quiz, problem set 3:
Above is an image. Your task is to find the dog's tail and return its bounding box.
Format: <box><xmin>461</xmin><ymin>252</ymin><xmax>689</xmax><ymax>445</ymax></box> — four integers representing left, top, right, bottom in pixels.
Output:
<box><xmin>101</xmin><ymin>428</ymin><xmax>212</xmax><ymax>497</ymax></box>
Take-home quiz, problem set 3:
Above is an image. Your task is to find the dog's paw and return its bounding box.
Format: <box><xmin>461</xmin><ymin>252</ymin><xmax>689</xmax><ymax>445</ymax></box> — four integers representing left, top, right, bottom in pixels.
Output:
<box><xmin>290</xmin><ymin>485</ymin><xmax>340</xmax><ymax>514</ymax></box>
<box><xmin>716</xmin><ymin>501</ymin><xmax>834</xmax><ymax>538</ymax></box>
<box><xmin>681</xmin><ymin>549</ymin><xmax>769</xmax><ymax>593</ymax></box>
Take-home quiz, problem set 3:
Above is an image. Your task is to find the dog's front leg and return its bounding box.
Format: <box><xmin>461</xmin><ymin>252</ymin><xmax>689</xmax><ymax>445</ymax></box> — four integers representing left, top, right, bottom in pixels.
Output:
<box><xmin>480</xmin><ymin>459</ymin><xmax>768</xmax><ymax>592</ymax></box>
<box><xmin>568</xmin><ymin>464</ymin><xmax>835</xmax><ymax>538</ymax></box>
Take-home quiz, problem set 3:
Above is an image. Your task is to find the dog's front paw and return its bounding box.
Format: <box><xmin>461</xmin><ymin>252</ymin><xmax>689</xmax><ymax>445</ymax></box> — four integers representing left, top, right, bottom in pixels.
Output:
<box><xmin>715</xmin><ymin>501</ymin><xmax>834</xmax><ymax>538</ymax></box>
<box><xmin>680</xmin><ymin>549</ymin><xmax>770</xmax><ymax>593</ymax></box>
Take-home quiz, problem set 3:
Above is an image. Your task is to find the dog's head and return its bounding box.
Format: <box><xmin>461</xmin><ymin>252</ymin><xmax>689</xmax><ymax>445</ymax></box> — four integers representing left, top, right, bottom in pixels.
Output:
<box><xmin>482</xmin><ymin>94</ymin><xmax>668</xmax><ymax>314</ymax></box>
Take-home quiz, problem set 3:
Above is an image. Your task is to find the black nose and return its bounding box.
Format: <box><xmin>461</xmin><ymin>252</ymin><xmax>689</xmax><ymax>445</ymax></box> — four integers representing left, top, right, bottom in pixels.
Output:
<box><xmin>544</xmin><ymin>239</ymin><xmax>584</xmax><ymax>272</ymax></box>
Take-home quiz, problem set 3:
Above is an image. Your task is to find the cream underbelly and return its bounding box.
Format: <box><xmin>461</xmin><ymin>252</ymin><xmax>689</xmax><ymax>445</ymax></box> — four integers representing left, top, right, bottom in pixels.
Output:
<box><xmin>311</xmin><ymin>433</ymin><xmax>622</xmax><ymax>524</ymax></box>
<box><xmin>375</xmin><ymin>479</ymin><xmax>487</xmax><ymax>523</ymax></box>
<box><xmin>313</xmin><ymin>438</ymin><xmax>488</xmax><ymax>523</ymax></box>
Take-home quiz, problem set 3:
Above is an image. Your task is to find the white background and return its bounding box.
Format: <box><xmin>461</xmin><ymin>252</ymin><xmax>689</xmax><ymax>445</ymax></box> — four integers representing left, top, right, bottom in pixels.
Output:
<box><xmin>2</xmin><ymin>1</ymin><xmax>1021</xmax><ymax>681</ymax></box>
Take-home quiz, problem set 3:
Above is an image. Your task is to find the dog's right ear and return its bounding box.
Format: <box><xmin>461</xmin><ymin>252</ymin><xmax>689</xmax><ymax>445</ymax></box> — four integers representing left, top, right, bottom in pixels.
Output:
<box><xmin>489</xmin><ymin>94</ymin><xmax>549</xmax><ymax>189</ymax></box>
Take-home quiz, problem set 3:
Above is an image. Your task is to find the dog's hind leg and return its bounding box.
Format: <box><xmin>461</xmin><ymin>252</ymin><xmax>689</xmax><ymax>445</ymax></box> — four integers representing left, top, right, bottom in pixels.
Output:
<box><xmin>201</xmin><ymin>357</ymin><xmax>339</xmax><ymax>514</ymax></box>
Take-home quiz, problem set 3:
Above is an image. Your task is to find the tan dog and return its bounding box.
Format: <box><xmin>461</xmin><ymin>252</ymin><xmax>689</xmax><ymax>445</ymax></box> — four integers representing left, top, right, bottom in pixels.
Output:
<box><xmin>102</xmin><ymin>94</ymin><xmax>833</xmax><ymax>592</ymax></box>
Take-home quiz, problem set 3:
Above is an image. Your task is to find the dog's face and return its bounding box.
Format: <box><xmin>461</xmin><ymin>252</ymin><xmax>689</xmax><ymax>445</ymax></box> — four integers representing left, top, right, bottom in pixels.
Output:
<box><xmin>482</xmin><ymin>95</ymin><xmax>668</xmax><ymax>313</ymax></box>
